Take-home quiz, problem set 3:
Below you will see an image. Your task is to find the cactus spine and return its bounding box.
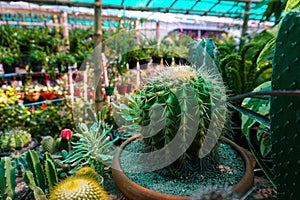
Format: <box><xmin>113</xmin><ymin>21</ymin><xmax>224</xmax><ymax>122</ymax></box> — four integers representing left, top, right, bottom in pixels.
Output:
<box><xmin>0</xmin><ymin>157</ymin><xmax>16</xmax><ymax>199</ymax></box>
<box><xmin>48</xmin><ymin>175</ymin><xmax>109</xmax><ymax>200</ymax></box>
<box><xmin>0</xmin><ymin>128</ymin><xmax>32</xmax><ymax>149</ymax></box>
<box><xmin>270</xmin><ymin>9</ymin><xmax>300</xmax><ymax>199</ymax></box>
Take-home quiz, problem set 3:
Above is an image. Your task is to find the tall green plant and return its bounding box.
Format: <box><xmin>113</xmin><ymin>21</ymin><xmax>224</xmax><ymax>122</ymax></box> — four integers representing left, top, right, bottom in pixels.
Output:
<box><xmin>0</xmin><ymin>157</ymin><xmax>16</xmax><ymax>200</ymax></box>
<box><xmin>270</xmin><ymin>9</ymin><xmax>300</xmax><ymax>199</ymax></box>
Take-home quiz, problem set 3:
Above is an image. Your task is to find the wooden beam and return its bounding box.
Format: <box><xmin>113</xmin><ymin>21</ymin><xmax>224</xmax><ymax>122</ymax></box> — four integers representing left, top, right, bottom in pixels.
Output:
<box><xmin>94</xmin><ymin>0</ymin><xmax>104</xmax><ymax>114</ymax></box>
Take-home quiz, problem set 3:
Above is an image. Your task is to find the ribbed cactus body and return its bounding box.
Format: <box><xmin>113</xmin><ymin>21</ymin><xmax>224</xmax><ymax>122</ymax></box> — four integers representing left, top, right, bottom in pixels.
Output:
<box><xmin>270</xmin><ymin>10</ymin><xmax>300</xmax><ymax>199</ymax></box>
<box><xmin>49</xmin><ymin>176</ymin><xmax>109</xmax><ymax>200</ymax></box>
<box><xmin>0</xmin><ymin>129</ymin><xmax>31</xmax><ymax>149</ymax></box>
<box><xmin>0</xmin><ymin>157</ymin><xmax>16</xmax><ymax>199</ymax></box>
<box><xmin>41</xmin><ymin>136</ymin><xmax>56</xmax><ymax>154</ymax></box>
<box><xmin>134</xmin><ymin>39</ymin><xmax>227</xmax><ymax>172</ymax></box>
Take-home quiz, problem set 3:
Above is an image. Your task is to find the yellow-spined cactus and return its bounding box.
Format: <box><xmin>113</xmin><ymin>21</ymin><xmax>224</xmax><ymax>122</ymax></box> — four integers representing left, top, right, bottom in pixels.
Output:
<box><xmin>75</xmin><ymin>166</ymin><xmax>103</xmax><ymax>184</ymax></box>
<box><xmin>49</xmin><ymin>175</ymin><xmax>110</xmax><ymax>200</ymax></box>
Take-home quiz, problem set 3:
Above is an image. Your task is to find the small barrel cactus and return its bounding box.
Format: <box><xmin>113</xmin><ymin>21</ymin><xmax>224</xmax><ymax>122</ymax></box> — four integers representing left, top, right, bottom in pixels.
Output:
<box><xmin>41</xmin><ymin>136</ymin><xmax>57</xmax><ymax>154</ymax></box>
<box><xmin>0</xmin><ymin>128</ymin><xmax>32</xmax><ymax>149</ymax></box>
<box><xmin>48</xmin><ymin>175</ymin><xmax>109</xmax><ymax>200</ymax></box>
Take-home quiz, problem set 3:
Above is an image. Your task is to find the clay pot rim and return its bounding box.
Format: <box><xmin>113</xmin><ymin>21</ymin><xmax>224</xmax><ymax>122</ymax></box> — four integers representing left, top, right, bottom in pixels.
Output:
<box><xmin>112</xmin><ymin>134</ymin><xmax>254</xmax><ymax>200</ymax></box>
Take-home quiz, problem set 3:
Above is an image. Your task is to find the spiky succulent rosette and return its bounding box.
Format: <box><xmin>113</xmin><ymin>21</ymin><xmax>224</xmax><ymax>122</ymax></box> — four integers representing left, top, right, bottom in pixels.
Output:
<box><xmin>49</xmin><ymin>175</ymin><xmax>109</xmax><ymax>200</ymax></box>
<box><xmin>134</xmin><ymin>65</ymin><xmax>227</xmax><ymax>172</ymax></box>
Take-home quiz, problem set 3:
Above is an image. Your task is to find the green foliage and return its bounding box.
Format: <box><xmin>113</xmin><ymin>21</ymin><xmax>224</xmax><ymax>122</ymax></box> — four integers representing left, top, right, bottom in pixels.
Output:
<box><xmin>219</xmin><ymin>32</ymin><xmax>273</xmax><ymax>97</ymax></box>
<box><xmin>0</xmin><ymin>157</ymin><xmax>16</xmax><ymax>200</ymax></box>
<box><xmin>270</xmin><ymin>9</ymin><xmax>300</xmax><ymax>199</ymax></box>
<box><xmin>63</xmin><ymin>121</ymin><xmax>117</xmax><ymax>179</ymax></box>
<box><xmin>241</xmin><ymin>81</ymin><xmax>271</xmax><ymax>157</ymax></box>
<box><xmin>0</xmin><ymin>128</ymin><xmax>32</xmax><ymax>150</ymax></box>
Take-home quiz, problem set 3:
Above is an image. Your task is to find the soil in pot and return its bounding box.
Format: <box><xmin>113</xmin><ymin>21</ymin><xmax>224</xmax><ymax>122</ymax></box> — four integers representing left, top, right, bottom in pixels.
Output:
<box><xmin>118</xmin><ymin>138</ymin><xmax>247</xmax><ymax>197</ymax></box>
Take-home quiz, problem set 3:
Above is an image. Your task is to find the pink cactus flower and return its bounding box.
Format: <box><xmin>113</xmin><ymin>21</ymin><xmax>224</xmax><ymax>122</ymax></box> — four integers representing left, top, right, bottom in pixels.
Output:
<box><xmin>61</xmin><ymin>129</ymin><xmax>72</xmax><ymax>140</ymax></box>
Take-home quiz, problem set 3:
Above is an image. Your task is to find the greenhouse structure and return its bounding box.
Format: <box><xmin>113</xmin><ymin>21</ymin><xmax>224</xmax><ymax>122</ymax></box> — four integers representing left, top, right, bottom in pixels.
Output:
<box><xmin>0</xmin><ymin>0</ymin><xmax>299</xmax><ymax>199</ymax></box>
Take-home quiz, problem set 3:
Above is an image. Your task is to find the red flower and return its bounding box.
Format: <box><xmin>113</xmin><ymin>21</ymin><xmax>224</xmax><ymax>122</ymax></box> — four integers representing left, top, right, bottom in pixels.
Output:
<box><xmin>47</xmin><ymin>117</ymin><xmax>51</xmax><ymax>121</ymax></box>
<box><xmin>61</xmin><ymin>129</ymin><xmax>72</xmax><ymax>140</ymax></box>
<box><xmin>41</xmin><ymin>103</ymin><xmax>47</xmax><ymax>109</ymax></box>
<box><xmin>30</xmin><ymin>107</ymin><xmax>35</xmax><ymax>112</ymax></box>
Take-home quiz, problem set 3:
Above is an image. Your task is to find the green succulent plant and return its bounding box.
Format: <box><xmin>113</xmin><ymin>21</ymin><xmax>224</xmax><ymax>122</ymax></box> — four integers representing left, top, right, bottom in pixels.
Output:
<box><xmin>63</xmin><ymin>120</ymin><xmax>118</xmax><ymax>179</ymax></box>
<box><xmin>0</xmin><ymin>128</ymin><xmax>32</xmax><ymax>150</ymax></box>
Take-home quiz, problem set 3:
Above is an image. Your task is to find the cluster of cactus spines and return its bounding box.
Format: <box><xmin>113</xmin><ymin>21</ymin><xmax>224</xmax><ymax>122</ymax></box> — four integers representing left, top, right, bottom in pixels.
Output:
<box><xmin>131</xmin><ymin>39</ymin><xmax>227</xmax><ymax>172</ymax></box>
<box><xmin>41</xmin><ymin>136</ymin><xmax>57</xmax><ymax>154</ymax></box>
<box><xmin>75</xmin><ymin>166</ymin><xmax>103</xmax><ymax>184</ymax></box>
<box><xmin>23</xmin><ymin>150</ymin><xmax>59</xmax><ymax>195</ymax></box>
<box><xmin>188</xmin><ymin>38</ymin><xmax>220</xmax><ymax>71</ymax></box>
<box><xmin>270</xmin><ymin>9</ymin><xmax>300</xmax><ymax>199</ymax></box>
<box><xmin>0</xmin><ymin>128</ymin><xmax>32</xmax><ymax>149</ymax></box>
<box><xmin>0</xmin><ymin>157</ymin><xmax>16</xmax><ymax>199</ymax></box>
<box><xmin>48</xmin><ymin>175</ymin><xmax>109</xmax><ymax>200</ymax></box>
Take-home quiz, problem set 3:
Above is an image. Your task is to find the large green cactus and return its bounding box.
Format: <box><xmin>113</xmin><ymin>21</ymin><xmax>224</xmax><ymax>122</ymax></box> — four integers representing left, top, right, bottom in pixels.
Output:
<box><xmin>121</xmin><ymin>38</ymin><xmax>227</xmax><ymax>172</ymax></box>
<box><xmin>24</xmin><ymin>150</ymin><xmax>58</xmax><ymax>195</ymax></box>
<box><xmin>0</xmin><ymin>128</ymin><xmax>32</xmax><ymax>149</ymax></box>
<box><xmin>0</xmin><ymin>157</ymin><xmax>16</xmax><ymax>199</ymax></box>
<box><xmin>270</xmin><ymin>9</ymin><xmax>300</xmax><ymax>199</ymax></box>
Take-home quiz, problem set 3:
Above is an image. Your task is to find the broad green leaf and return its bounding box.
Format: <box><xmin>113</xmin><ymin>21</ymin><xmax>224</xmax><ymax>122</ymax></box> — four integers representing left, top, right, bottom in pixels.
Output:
<box><xmin>257</xmin><ymin>38</ymin><xmax>275</xmax><ymax>67</ymax></box>
<box><xmin>285</xmin><ymin>0</ymin><xmax>300</xmax><ymax>13</ymax></box>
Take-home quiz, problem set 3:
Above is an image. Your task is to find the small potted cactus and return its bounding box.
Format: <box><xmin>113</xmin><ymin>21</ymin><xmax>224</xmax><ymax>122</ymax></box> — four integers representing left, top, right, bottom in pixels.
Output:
<box><xmin>112</xmin><ymin>39</ymin><xmax>254</xmax><ymax>199</ymax></box>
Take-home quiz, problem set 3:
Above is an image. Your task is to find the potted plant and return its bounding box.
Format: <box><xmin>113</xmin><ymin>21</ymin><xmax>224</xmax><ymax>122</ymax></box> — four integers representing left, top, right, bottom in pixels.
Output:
<box><xmin>51</xmin><ymin>52</ymin><xmax>75</xmax><ymax>73</ymax></box>
<box><xmin>112</xmin><ymin>39</ymin><xmax>254</xmax><ymax>199</ymax></box>
<box><xmin>116</xmin><ymin>75</ymin><xmax>129</xmax><ymax>95</ymax></box>
<box><xmin>29</xmin><ymin>49</ymin><xmax>48</xmax><ymax>72</ymax></box>
<box><xmin>0</xmin><ymin>47</ymin><xmax>16</xmax><ymax>74</ymax></box>
<box><xmin>41</xmin><ymin>85</ymin><xmax>56</xmax><ymax>100</ymax></box>
<box><xmin>124</xmin><ymin>48</ymin><xmax>151</xmax><ymax>69</ymax></box>
<box><xmin>24</xmin><ymin>83</ymin><xmax>42</xmax><ymax>102</ymax></box>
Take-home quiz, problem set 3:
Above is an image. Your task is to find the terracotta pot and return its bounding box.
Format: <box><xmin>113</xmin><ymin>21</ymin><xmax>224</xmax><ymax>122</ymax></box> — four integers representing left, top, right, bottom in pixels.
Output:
<box><xmin>26</xmin><ymin>92</ymin><xmax>40</xmax><ymax>102</ymax></box>
<box><xmin>112</xmin><ymin>134</ymin><xmax>254</xmax><ymax>200</ymax></box>
<box><xmin>117</xmin><ymin>85</ymin><xmax>128</xmax><ymax>95</ymax></box>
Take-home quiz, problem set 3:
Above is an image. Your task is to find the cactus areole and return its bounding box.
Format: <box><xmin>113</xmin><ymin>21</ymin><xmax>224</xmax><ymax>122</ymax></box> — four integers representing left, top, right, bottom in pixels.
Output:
<box><xmin>270</xmin><ymin>9</ymin><xmax>300</xmax><ymax>200</ymax></box>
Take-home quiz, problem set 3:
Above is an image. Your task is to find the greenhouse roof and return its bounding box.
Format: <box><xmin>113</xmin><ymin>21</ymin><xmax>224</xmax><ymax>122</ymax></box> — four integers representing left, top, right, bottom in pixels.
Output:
<box><xmin>4</xmin><ymin>0</ymin><xmax>273</xmax><ymax>22</ymax></box>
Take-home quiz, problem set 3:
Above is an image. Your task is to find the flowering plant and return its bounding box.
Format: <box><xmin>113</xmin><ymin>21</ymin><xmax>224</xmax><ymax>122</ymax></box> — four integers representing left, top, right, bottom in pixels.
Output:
<box><xmin>24</xmin><ymin>83</ymin><xmax>42</xmax><ymax>94</ymax></box>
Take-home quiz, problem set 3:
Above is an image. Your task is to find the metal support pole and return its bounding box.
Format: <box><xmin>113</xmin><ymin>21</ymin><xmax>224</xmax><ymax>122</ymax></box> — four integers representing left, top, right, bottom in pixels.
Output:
<box><xmin>239</xmin><ymin>0</ymin><xmax>251</xmax><ymax>50</ymax></box>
